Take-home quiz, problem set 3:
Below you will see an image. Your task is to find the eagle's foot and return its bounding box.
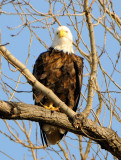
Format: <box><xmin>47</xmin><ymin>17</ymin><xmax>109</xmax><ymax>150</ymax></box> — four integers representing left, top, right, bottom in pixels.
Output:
<box><xmin>44</xmin><ymin>104</ymin><xmax>60</xmax><ymax>111</ymax></box>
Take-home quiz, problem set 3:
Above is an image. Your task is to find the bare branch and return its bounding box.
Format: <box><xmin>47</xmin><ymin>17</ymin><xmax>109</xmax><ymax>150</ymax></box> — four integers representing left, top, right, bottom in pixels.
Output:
<box><xmin>83</xmin><ymin>0</ymin><xmax>97</xmax><ymax>116</ymax></box>
<box><xmin>0</xmin><ymin>45</ymin><xmax>76</xmax><ymax>118</ymax></box>
<box><xmin>0</xmin><ymin>100</ymin><xmax>121</xmax><ymax>159</ymax></box>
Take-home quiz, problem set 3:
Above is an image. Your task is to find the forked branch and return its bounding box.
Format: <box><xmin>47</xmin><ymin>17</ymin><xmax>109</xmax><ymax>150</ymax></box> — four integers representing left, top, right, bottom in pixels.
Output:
<box><xmin>0</xmin><ymin>100</ymin><xmax>121</xmax><ymax>159</ymax></box>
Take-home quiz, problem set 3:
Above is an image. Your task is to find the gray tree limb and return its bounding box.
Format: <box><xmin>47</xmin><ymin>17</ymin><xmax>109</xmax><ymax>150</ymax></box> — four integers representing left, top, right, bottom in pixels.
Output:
<box><xmin>0</xmin><ymin>100</ymin><xmax>121</xmax><ymax>159</ymax></box>
<box><xmin>0</xmin><ymin>45</ymin><xmax>76</xmax><ymax>118</ymax></box>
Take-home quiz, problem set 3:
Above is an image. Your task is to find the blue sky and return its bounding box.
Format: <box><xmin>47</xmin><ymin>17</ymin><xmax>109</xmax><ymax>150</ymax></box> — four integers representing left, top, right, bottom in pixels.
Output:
<box><xmin>0</xmin><ymin>0</ymin><xmax>121</xmax><ymax>160</ymax></box>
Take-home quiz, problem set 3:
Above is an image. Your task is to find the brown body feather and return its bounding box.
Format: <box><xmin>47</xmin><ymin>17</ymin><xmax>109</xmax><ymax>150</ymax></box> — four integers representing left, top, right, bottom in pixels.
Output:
<box><xmin>33</xmin><ymin>48</ymin><xmax>83</xmax><ymax>145</ymax></box>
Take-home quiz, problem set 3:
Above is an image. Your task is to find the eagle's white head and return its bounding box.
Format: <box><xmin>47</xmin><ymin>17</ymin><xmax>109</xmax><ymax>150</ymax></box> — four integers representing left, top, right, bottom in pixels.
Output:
<box><xmin>50</xmin><ymin>26</ymin><xmax>74</xmax><ymax>54</ymax></box>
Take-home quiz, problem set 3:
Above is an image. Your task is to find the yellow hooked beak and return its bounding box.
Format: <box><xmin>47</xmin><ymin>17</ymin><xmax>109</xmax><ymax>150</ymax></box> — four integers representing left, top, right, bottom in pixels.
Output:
<box><xmin>59</xmin><ymin>29</ymin><xmax>67</xmax><ymax>38</ymax></box>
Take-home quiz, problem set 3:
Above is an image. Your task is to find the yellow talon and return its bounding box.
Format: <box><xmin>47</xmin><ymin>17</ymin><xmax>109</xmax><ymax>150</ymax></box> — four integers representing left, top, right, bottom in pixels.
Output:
<box><xmin>44</xmin><ymin>104</ymin><xmax>60</xmax><ymax>111</ymax></box>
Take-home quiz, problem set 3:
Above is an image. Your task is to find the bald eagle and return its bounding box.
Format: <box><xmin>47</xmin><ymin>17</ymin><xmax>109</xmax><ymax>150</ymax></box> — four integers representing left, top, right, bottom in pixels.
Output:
<box><xmin>33</xmin><ymin>26</ymin><xmax>83</xmax><ymax>146</ymax></box>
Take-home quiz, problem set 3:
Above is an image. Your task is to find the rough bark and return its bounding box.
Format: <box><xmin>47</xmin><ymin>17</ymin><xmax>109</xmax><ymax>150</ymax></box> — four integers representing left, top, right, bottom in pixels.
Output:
<box><xmin>0</xmin><ymin>100</ymin><xmax>121</xmax><ymax>159</ymax></box>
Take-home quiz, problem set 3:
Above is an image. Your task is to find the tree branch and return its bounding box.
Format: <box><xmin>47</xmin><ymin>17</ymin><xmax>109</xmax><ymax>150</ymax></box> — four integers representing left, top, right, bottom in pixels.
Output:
<box><xmin>0</xmin><ymin>45</ymin><xmax>76</xmax><ymax>118</ymax></box>
<box><xmin>0</xmin><ymin>100</ymin><xmax>121</xmax><ymax>159</ymax></box>
<box><xmin>83</xmin><ymin>0</ymin><xmax>97</xmax><ymax>116</ymax></box>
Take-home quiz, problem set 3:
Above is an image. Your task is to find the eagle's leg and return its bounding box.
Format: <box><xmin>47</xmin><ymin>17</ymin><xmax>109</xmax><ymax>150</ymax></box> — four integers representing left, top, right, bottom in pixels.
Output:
<box><xmin>44</xmin><ymin>103</ymin><xmax>60</xmax><ymax>111</ymax></box>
